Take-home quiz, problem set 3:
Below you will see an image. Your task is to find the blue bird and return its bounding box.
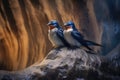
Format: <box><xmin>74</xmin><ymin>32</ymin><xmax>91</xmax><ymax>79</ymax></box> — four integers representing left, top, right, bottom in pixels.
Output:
<box><xmin>47</xmin><ymin>20</ymin><xmax>70</xmax><ymax>48</ymax></box>
<box><xmin>63</xmin><ymin>21</ymin><xmax>102</xmax><ymax>50</ymax></box>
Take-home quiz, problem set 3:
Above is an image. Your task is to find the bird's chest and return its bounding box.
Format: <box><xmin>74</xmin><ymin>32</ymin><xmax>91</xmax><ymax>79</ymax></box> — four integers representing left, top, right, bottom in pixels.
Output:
<box><xmin>48</xmin><ymin>30</ymin><xmax>64</xmax><ymax>47</ymax></box>
<box><xmin>64</xmin><ymin>30</ymin><xmax>81</xmax><ymax>46</ymax></box>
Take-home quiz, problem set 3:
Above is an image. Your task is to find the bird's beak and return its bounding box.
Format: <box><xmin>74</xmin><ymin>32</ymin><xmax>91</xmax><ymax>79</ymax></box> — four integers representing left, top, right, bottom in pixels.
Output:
<box><xmin>63</xmin><ymin>25</ymin><xmax>67</xmax><ymax>30</ymax></box>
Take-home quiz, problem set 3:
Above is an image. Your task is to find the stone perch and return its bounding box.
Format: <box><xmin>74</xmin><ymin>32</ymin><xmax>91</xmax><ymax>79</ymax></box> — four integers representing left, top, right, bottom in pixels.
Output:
<box><xmin>0</xmin><ymin>47</ymin><xmax>120</xmax><ymax>80</ymax></box>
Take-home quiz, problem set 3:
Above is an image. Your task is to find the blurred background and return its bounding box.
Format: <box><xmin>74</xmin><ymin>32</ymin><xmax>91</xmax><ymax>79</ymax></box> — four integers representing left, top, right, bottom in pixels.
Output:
<box><xmin>0</xmin><ymin>0</ymin><xmax>120</xmax><ymax>71</ymax></box>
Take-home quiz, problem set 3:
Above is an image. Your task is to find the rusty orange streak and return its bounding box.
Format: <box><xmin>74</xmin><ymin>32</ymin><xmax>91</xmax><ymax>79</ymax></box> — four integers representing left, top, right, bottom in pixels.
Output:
<box><xmin>48</xmin><ymin>26</ymin><xmax>55</xmax><ymax>30</ymax></box>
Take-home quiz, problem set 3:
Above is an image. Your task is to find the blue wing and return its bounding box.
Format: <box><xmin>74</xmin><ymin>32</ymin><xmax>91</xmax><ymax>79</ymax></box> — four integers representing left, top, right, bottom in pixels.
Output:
<box><xmin>71</xmin><ymin>31</ymin><xmax>93</xmax><ymax>50</ymax></box>
<box><xmin>71</xmin><ymin>31</ymin><xmax>84</xmax><ymax>40</ymax></box>
<box><xmin>84</xmin><ymin>40</ymin><xmax>102</xmax><ymax>46</ymax></box>
<box><xmin>56</xmin><ymin>29</ymin><xmax>70</xmax><ymax>47</ymax></box>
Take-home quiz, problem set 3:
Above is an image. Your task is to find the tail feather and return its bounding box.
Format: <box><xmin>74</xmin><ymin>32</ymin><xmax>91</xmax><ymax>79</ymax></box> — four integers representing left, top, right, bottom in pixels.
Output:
<box><xmin>84</xmin><ymin>40</ymin><xmax>103</xmax><ymax>47</ymax></box>
<box><xmin>84</xmin><ymin>45</ymin><xmax>93</xmax><ymax>51</ymax></box>
<box><xmin>80</xmin><ymin>40</ymin><xmax>94</xmax><ymax>51</ymax></box>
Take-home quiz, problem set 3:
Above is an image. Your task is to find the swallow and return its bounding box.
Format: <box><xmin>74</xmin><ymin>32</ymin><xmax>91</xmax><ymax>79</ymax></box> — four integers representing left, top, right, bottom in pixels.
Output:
<box><xmin>47</xmin><ymin>20</ymin><xmax>70</xmax><ymax>48</ymax></box>
<box><xmin>63</xmin><ymin>21</ymin><xmax>102</xmax><ymax>50</ymax></box>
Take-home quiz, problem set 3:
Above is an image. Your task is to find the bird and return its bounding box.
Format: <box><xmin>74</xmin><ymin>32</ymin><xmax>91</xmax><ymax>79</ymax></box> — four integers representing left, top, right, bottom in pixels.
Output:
<box><xmin>47</xmin><ymin>20</ymin><xmax>70</xmax><ymax>48</ymax></box>
<box><xmin>63</xmin><ymin>21</ymin><xmax>102</xmax><ymax>51</ymax></box>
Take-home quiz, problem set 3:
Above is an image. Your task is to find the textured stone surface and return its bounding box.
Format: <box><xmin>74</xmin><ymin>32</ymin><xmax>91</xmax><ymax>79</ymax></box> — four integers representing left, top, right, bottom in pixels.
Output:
<box><xmin>0</xmin><ymin>47</ymin><xmax>119</xmax><ymax>80</ymax></box>
<box><xmin>0</xmin><ymin>48</ymin><xmax>102</xmax><ymax>80</ymax></box>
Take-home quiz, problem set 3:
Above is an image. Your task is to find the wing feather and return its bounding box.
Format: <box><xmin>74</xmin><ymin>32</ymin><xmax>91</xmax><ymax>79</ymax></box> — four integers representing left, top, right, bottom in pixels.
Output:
<box><xmin>71</xmin><ymin>31</ymin><xmax>93</xmax><ymax>50</ymax></box>
<box><xmin>56</xmin><ymin>29</ymin><xmax>70</xmax><ymax>47</ymax></box>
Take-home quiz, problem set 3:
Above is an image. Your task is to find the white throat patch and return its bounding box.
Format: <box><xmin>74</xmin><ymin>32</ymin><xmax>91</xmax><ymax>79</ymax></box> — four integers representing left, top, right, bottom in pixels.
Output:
<box><xmin>65</xmin><ymin>28</ymin><xmax>73</xmax><ymax>32</ymax></box>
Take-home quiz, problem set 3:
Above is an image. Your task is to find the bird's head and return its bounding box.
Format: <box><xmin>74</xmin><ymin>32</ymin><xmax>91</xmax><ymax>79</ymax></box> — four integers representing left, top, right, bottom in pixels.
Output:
<box><xmin>47</xmin><ymin>20</ymin><xmax>60</xmax><ymax>30</ymax></box>
<box><xmin>64</xmin><ymin>21</ymin><xmax>77</xmax><ymax>30</ymax></box>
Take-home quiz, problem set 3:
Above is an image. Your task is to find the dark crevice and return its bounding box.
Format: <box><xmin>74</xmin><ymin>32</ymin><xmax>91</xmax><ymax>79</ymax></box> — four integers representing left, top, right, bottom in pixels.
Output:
<box><xmin>0</xmin><ymin>5</ymin><xmax>6</xmax><ymax>22</ymax></box>
<box><xmin>2</xmin><ymin>0</ymin><xmax>19</xmax><ymax>38</ymax></box>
